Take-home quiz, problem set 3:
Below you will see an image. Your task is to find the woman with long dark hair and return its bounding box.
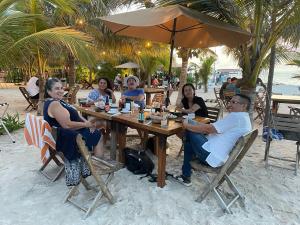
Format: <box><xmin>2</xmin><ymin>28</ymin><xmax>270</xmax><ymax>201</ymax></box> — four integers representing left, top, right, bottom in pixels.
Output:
<box><xmin>176</xmin><ymin>83</ymin><xmax>208</xmax><ymax>117</ymax></box>
<box><xmin>87</xmin><ymin>77</ymin><xmax>116</xmax><ymax>103</ymax></box>
<box><xmin>44</xmin><ymin>78</ymin><xmax>104</xmax><ymax>158</ymax></box>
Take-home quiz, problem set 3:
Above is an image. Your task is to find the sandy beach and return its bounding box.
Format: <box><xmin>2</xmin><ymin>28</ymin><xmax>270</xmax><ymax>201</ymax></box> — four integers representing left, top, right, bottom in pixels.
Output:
<box><xmin>0</xmin><ymin>87</ymin><xmax>300</xmax><ymax>225</ymax></box>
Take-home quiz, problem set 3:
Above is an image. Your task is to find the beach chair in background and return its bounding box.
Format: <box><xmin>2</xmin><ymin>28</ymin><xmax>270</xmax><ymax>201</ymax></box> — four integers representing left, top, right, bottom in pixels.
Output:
<box><xmin>190</xmin><ymin>129</ymin><xmax>258</xmax><ymax>213</ymax></box>
<box><xmin>0</xmin><ymin>102</ymin><xmax>15</xmax><ymax>143</ymax></box>
<box><xmin>288</xmin><ymin>106</ymin><xmax>300</xmax><ymax>116</ymax></box>
<box><xmin>63</xmin><ymin>85</ymin><xmax>80</xmax><ymax>104</ymax></box>
<box><xmin>254</xmin><ymin>90</ymin><xmax>266</xmax><ymax>123</ymax></box>
<box><xmin>265</xmin><ymin>114</ymin><xmax>300</xmax><ymax>175</ymax></box>
<box><xmin>24</xmin><ymin>114</ymin><xmax>64</xmax><ymax>182</ymax></box>
<box><xmin>64</xmin><ymin>134</ymin><xmax>122</xmax><ymax>218</ymax></box>
<box><xmin>19</xmin><ymin>87</ymin><xmax>38</xmax><ymax>111</ymax></box>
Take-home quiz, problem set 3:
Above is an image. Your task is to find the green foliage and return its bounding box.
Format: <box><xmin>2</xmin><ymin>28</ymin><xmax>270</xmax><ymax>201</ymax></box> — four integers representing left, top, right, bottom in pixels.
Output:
<box><xmin>0</xmin><ymin>113</ymin><xmax>24</xmax><ymax>135</ymax></box>
<box><xmin>4</xmin><ymin>69</ymin><xmax>24</xmax><ymax>83</ymax></box>
<box><xmin>199</xmin><ymin>56</ymin><xmax>216</xmax><ymax>92</ymax></box>
<box><xmin>96</xmin><ymin>62</ymin><xmax>120</xmax><ymax>81</ymax></box>
<box><xmin>186</xmin><ymin>74</ymin><xmax>194</xmax><ymax>84</ymax></box>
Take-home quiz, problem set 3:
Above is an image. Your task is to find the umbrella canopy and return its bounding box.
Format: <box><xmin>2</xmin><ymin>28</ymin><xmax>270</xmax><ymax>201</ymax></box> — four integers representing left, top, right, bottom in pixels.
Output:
<box><xmin>115</xmin><ymin>62</ymin><xmax>140</xmax><ymax>69</ymax></box>
<box><xmin>100</xmin><ymin>5</ymin><xmax>251</xmax><ymax>49</ymax></box>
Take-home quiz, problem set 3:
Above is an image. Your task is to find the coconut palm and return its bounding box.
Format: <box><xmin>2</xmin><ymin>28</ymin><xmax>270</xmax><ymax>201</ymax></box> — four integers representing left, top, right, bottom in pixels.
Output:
<box><xmin>158</xmin><ymin>0</ymin><xmax>300</xmax><ymax>119</ymax></box>
<box><xmin>190</xmin><ymin>56</ymin><xmax>216</xmax><ymax>93</ymax></box>
<box><xmin>0</xmin><ymin>0</ymin><xmax>97</xmax><ymax>114</ymax></box>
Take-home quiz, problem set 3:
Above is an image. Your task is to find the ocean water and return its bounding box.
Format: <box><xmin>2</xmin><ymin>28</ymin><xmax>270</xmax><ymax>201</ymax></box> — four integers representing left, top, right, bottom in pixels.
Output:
<box><xmin>260</xmin><ymin>67</ymin><xmax>300</xmax><ymax>95</ymax></box>
<box><xmin>213</xmin><ymin>66</ymin><xmax>300</xmax><ymax>95</ymax></box>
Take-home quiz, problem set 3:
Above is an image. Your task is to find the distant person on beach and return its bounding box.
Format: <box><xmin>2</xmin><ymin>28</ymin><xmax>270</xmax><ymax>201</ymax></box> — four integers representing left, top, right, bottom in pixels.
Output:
<box><xmin>219</xmin><ymin>77</ymin><xmax>231</xmax><ymax>99</ymax></box>
<box><xmin>26</xmin><ymin>76</ymin><xmax>39</xmax><ymax>99</ymax></box>
<box><xmin>226</xmin><ymin>77</ymin><xmax>240</xmax><ymax>94</ymax></box>
<box><xmin>175</xmin><ymin>94</ymin><xmax>252</xmax><ymax>186</ymax></box>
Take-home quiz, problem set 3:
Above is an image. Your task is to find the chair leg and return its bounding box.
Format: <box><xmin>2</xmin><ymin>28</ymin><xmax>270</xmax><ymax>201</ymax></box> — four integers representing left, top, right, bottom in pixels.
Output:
<box><xmin>64</xmin><ymin>185</ymin><xmax>79</xmax><ymax>203</ymax></box>
<box><xmin>296</xmin><ymin>143</ymin><xmax>300</xmax><ymax>175</ymax></box>
<box><xmin>0</xmin><ymin>120</ymin><xmax>15</xmax><ymax>143</ymax></box>
<box><xmin>213</xmin><ymin>187</ymin><xmax>232</xmax><ymax>214</ymax></box>
<box><xmin>176</xmin><ymin>144</ymin><xmax>184</xmax><ymax>158</ymax></box>
<box><xmin>84</xmin><ymin>190</ymin><xmax>104</xmax><ymax>219</ymax></box>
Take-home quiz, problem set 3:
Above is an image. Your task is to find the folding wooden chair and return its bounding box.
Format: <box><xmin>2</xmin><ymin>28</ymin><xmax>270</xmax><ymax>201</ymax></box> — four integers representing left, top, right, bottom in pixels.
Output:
<box><xmin>288</xmin><ymin>106</ymin><xmax>300</xmax><ymax>116</ymax></box>
<box><xmin>265</xmin><ymin>114</ymin><xmax>300</xmax><ymax>175</ymax></box>
<box><xmin>176</xmin><ymin>106</ymin><xmax>222</xmax><ymax>158</ymax></box>
<box><xmin>24</xmin><ymin>114</ymin><xmax>64</xmax><ymax>182</ymax></box>
<box><xmin>0</xmin><ymin>103</ymin><xmax>15</xmax><ymax>143</ymax></box>
<box><xmin>254</xmin><ymin>90</ymin><xmax>266</xmax><ymax>123</ymax></box>
<box><xmin>64</xmin><ymin>134</ymin><xmax>123</xmax><ymax>218</ymax></box>
<box><xmin>206</xmin><ymin>106</ymin><xmax>221</xmax><ymax>123</ymax></box>
<box><xmin>64</xmin><ymin>85</ymin><xmax>80</xmax><ymax>104</ymax></box>
<box><xmin>190</xmin><ymin>129</ymin><xmax>258</xmax><ymax>213</ymax></box>
<box><xmin>19</xmin><ymin>86</ymin><xmax>38</xmax><ymax>111</ymax></box>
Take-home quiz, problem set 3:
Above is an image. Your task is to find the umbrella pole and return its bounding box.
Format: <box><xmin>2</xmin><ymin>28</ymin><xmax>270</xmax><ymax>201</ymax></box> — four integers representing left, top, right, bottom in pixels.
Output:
<box><xmin>166</xmin><ymin>18</ymin><xmax>177</xmax><ymax>107</ymax></box>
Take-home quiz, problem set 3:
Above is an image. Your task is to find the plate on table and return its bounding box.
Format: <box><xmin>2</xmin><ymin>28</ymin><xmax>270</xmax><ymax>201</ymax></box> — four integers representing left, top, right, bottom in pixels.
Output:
<box><xmin>107</xmin><ymin>110</ymin><xmax>119</xmax><ymax>114</ymax></box>
<box><xmin>120</xmin><ymin>109</ymin><xmax>131</xmax><ymax>114</ymax></box>
<box><xmin>167</xmin><ymin>113</ymin><xmax>177</xmax><ymax>119</ymax></box>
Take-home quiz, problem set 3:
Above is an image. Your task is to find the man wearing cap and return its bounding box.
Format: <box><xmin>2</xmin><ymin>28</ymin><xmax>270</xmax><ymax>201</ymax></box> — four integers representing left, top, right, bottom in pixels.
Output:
<box><xmin>121</xmin><ymin>75</ymin><xmax>145</xmax><ymax>108</ymax></box>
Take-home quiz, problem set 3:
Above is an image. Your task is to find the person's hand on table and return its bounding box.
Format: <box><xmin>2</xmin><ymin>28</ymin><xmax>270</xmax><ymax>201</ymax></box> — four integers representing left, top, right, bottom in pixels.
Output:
<box><xmin>182</xmin><ymin>119</ymin><xmax>189</xmax><ymax>130</ymax></box>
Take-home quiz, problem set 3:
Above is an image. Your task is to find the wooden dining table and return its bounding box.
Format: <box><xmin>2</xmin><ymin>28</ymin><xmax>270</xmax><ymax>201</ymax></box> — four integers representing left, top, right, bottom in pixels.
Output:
<box><xmin>74</xmin><ymin>105</ymin><xmax>210</xmax><ymax>188</ymax></box>
<box><xmin>271</xmin><ymin>95</ymin><xmax>300</xmax><ymax>112</ymax></box>
<box><xmin>112</xmin><ymin>112</ymin><xmax>210</xmax><ymax>188</ymax></box>
<box><xmin>144</xmin><ymin>87</ymin><xmax>165</xmax><ymax>105</ymax></box>
<box><xmin>75</xmin><ymin>105</ymin><xmax>118</xmax><ymax>160</ymax></box>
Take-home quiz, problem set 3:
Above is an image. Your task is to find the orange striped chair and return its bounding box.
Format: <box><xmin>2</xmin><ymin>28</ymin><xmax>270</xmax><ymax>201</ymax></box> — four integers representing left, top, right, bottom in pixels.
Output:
<box><xmin>24</xmin><ymin>113</ymin><xmax>64</xmax><ymax>181</ymax></box>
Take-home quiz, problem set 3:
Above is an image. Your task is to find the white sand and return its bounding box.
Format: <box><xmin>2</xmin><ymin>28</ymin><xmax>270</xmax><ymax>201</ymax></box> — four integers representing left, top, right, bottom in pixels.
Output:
<box><xmin>0</xmin><ymin>87</ymin><xmax>300</xmax><ymax>225</ymax></box>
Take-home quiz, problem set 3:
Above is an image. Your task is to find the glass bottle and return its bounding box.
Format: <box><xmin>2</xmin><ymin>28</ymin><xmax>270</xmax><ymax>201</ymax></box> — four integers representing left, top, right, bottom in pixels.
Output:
<box><xmin>105</xmin><ymin>95</ymin><xmax>110</xmax><ymax>112</ymax></box>
<box><xmin>138</xmin><ymin>105</ymin><xmax>144</xmax><ymax>123</ymax></box>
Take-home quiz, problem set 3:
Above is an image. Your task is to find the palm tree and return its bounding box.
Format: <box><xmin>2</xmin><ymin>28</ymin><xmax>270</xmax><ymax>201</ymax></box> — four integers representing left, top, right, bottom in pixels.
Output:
<box><xmin>158</xmin><ymin>0</ymin><xmax>300</xmax><ymax>119</ymax></box>
<box><xmin>191</xmin><ymin>56</ymin><xmax>216</xmax><ymax>93</ymax></box>
<box><xmin>0</xmin><ymin>0</ymin><xmax>96</xmax><ymax>114</ymax></box>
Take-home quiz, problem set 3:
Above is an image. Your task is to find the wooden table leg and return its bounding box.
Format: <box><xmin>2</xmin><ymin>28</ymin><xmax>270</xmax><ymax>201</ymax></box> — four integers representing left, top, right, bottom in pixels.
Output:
<box><xmin>272</xmin><ymin>101</ymin><xmax>278</xmax><ymax>113</ymax></box>
<box><xmin>117</xmin><ymin>123</ymin><xmax>127</xmax><ymax>163</ymax></box>
<box><xmin>155</xmin><ymin>135</ymin><xmax>167</xmax><ymax>188</ymax></box>
<box><xmin>110</xmin><ymin>121</ymin><xmax>117</xmax><ymax>160</ymax></box>
<box><xmin>146</xmin><ymin>93</ymin><xmax>151</xmax><ymax>106</ymax></box>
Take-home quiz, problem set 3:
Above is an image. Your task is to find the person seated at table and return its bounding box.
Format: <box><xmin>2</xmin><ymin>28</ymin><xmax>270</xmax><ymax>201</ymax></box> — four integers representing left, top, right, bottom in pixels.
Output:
<box><xmin>44</xmin><ymin>78</ymin><xmax>104</xmax><ymax>159</ymax></box>
<box><xmin>26</xmin><ymin>76</ymin><xmax>39</xmax><ymax>99</ymax></box>
<box><xmin>219</xmin><ymin>77</ymin><xmax>231</xmax><ymax>100</ymax></box>
<box><xmin>225</xmin><ymin>77</ymin><xmax>240</xmax><ymax>94</ymax></box>
<box><xmin>176</xmin><ymin>94</ymin><xmax>252</xmax><ymax>186</ymax></box>
<box><xmin>121</xmin><ymin>75</ymin><xmax>145</xmax><ymax>108</ymax></box>
<box><xmin>152</xmin><ymin>75</ymin><xmax>159</xmax><ymax>88</ymax></box>
<box><xmin>176</xmin><ymin>83</ymin><xmax>208</xmax><ymax>117</ymax></box>
<box><xmin>87</xmin><ymin>77</ymin><xmax>116</xmax><ymax>104</ymax></box>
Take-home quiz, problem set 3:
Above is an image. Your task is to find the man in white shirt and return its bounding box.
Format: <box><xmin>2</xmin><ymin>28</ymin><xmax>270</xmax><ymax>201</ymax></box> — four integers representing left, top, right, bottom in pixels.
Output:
<box><xmin>177</xmin><ymin>94</ymin><xmax>252</xmax><ymax>186</ymax></box>
<box><xmin>26</xmin><ymin>76</ymin><xmax>39</xmax><ymax>99</ymax></box>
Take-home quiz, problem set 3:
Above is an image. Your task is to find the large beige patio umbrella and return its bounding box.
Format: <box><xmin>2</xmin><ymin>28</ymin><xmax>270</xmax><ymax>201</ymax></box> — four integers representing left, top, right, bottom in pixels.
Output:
<box><xmin>100</xmin><ymin>4</ymin><xmax>251</xmax><ymax>75</ymax></box>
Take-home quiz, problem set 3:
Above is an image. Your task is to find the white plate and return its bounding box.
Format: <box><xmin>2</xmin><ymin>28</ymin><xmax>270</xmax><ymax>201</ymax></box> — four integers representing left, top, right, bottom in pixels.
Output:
<box><xmin>121</xmin><ymin>110</ymin><xmax>131</xmax><ymax>114</ymax></box>
<box><xmin>107</xmin><ymin>110</ymin><xmax>118</xmax><ymax>114</ymax></box>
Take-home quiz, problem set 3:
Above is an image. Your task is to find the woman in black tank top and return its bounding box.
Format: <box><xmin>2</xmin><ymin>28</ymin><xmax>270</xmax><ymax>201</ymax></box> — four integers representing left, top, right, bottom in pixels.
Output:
<box><xmin>44</xmin><ymin>78</ymin><xmax>103</xmax><ymax>159</ymax></box>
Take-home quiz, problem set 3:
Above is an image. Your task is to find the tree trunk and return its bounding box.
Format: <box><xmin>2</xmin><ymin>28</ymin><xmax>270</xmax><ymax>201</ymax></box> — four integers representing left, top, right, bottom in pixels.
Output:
<box><xmin>176</xmin><ymin>48</ymin><xmax>189</xmax><ymax>106</ymax></box>
<box><xmin>263</xmin><ymin>45</ymin><xmax>276</xmax><ymax>128</ymax></box>
<box><xmin>204</xmin><ymin>83</ymin><xmax>208</xmax><ymax>93</ymax></box>
<box><xmin>68</xmin><ymin>53</ymin><xmax>75</xmax><ymax>88</ymax></box>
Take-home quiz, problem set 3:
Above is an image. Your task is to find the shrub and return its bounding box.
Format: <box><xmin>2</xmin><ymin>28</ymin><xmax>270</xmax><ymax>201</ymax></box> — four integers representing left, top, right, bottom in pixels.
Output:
<box><xmin>0</xmin><ymin>113</ymin><xmax>24</xmax><ymax>135</ymax></box>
